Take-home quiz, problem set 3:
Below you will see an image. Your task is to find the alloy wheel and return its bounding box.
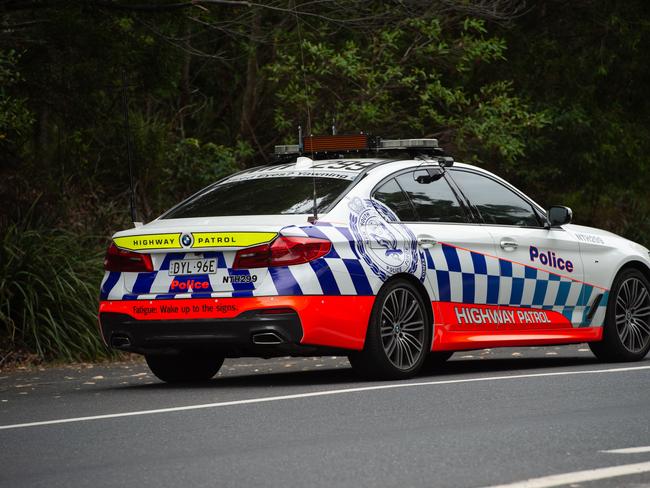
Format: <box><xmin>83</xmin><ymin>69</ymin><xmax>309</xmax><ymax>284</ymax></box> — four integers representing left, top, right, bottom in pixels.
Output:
<box><xmin>615</xmin><ymin>277</ymin><xmax>650</xmax><ymax>353</ymax></box>
<box><xmin>379</xmin><ymin>287</ymin><xmax>426</xmax><ymax>370</ymax></box>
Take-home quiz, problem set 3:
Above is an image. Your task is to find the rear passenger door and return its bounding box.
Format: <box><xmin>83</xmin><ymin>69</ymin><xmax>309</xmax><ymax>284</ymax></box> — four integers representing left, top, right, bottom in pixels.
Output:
<box><xmin>448</xmin><ymin>168</ymin><xmax>587</xmax><ymax>329</ymax></box>
<box><xmin>373</xmin><ymin>167</ymin><xmax>501</xmax><ymax>331</ymax></box>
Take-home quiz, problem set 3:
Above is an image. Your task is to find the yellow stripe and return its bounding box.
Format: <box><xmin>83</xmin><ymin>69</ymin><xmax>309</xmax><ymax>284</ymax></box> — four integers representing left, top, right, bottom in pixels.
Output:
<box><xmin>191</xmin><ymin>232</ymin><xmax>277</xmax><ymax>248</ymax></box>
<box><xmin>113</xmin><ymin>234</ymin><xmax>181</xmax><ymax>251</ymax></box>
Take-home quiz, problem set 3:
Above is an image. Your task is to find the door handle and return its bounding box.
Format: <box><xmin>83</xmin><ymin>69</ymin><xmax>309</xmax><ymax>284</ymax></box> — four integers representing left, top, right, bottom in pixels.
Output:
<box><xmin>417</xmin><ymin>235</ymin><xmax>437</xmax><ymax>249</ymax></box>
<box><xmin>500</xmin><ymin>239</ymin><xmax>518</xmax><ymax>251</ymax></box>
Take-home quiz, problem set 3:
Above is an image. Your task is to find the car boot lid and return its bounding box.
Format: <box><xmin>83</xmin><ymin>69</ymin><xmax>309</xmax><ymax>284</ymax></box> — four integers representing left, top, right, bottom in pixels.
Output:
<box><xmin>111</xmin><ymin>215</ymin><xmax>318</xmax><ymax>253</ymax></box>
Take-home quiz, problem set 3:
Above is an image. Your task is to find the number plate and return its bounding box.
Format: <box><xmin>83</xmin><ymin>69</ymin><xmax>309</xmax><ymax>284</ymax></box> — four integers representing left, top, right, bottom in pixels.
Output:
<box><xmin>168</xmin><ymin>258</ymin><xmax>217</xmax><ymax>276</ymax></box>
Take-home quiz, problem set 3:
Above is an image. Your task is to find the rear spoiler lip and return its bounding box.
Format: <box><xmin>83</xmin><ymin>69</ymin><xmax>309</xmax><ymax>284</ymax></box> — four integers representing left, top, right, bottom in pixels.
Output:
<box><xmin>111</xmin><ymin>231</ymin><xmax>279</xmax><ymax>253</ymax></box>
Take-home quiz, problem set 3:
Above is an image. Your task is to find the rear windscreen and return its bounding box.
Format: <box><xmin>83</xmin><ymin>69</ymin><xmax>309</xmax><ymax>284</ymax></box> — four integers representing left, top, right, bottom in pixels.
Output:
<box><xmin>162</xmin><ymin>176</ymin><xmax>351</xmax><ymax>218</ymax></box>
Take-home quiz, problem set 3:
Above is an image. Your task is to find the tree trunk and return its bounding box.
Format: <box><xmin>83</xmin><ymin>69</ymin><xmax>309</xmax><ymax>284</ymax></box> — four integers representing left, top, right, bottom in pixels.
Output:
<box><xmin>239</xmin><ymin>10</ymin><xmax>262</xmax><ymax>140</ymax></box>
<box><xmin>178</xmin><ymin>20</ymin><xmax>192</xmax><ymax>138</ymax></box>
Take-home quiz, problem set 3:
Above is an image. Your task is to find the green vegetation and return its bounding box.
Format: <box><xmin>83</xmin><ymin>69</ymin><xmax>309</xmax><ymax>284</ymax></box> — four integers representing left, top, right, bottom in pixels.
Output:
<box><xmin>0</xmin><ymin>222</ymin><xmax>110</xmax><ymax>362</ymax></box>
<box><xmin>1</xmin><ymin>1</ymin><xmax>649</xmax><ymax>362</ymax></box>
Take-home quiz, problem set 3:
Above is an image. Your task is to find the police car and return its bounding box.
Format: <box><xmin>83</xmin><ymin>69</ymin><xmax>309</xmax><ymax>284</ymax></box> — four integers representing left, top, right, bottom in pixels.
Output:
<box><xmin>99</xmin><ymin>135</ymin><xmax>650</xmax><ymax>382</ymax></box>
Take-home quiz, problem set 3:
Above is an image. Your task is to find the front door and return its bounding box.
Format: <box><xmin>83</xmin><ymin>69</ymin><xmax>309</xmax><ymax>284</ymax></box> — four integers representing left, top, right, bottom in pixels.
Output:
<box><xmin>449</xmin><ymin>168</ymin><xmax>588</xmax><ymax>329</ymax></box>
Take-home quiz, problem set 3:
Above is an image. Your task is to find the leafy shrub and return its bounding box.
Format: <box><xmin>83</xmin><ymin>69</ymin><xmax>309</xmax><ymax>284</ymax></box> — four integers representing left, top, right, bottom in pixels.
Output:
<box><xmin>161</xmin><ymin>138</ymin><xmax>249</xmax><ymax>197</ymax></box>
<box><xmin>0</xmin><ymin>50</ymin><xmax>33</xmax><ymax>151</ymax></box>
<box><xmin>0</xmin><ymin>223</ymin><xmax>112</xmax><ymax>362</ymax></box>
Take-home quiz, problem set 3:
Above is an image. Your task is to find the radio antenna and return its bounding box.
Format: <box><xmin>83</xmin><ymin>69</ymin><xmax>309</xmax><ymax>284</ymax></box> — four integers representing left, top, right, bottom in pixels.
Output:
<box><xmin>120</xmin><ymin>70</ymin><xmax>137</xmax><ymax>224</ymax></box>
<box><xmin>292</xmin><ymin>0</ymin><xmax>317</xmax><ymax>223</ymax></box>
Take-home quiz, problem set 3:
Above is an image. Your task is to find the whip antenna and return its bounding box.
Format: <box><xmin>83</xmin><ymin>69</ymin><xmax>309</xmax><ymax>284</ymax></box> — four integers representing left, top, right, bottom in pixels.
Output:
<box><xmin>121</xmin><ymin>70</ymin><xmax>137</xmax><ymax>224</ymax></box>
<box><xmin>292</xmin><ymin>1</ymin><xmax>318</xmax><ymax>223</ymax></box>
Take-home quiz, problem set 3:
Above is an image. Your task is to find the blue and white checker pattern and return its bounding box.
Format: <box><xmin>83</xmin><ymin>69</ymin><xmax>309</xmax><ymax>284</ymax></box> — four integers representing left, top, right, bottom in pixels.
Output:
<box><xmin>282</xmin><ymin>223</ymin><xmax>382</xmax><ymax>296</ymax></box>
<box><xmin>424</xmin><ymin>243</ymin><xmax>609</xmax><ymax>327</ymax></box>
<box><xmin>100</xmin><ymin>223</ymin><xmax>383</xmax><ymax>302</ymax></box>
<box><xmin>102</xmin><ymin>251</ymin><xmax>268</xmax><ymax>300</ymax></box>
<box><xmin>100</xmin><ymin>223</ymin><xmax>609</xmax><ymax>327</ymax></box>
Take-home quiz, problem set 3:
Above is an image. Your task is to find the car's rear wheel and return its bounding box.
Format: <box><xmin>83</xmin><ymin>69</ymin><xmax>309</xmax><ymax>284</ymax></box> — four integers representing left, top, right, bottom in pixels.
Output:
<box><xmin>349</xmin><ymin>279</ymin><xmax>431</xmax><ymax>379</ymax></box>
<box><xmin>145</xmin><ymin>353</ymin><xmax>224</xmax><ymax>383</ymax></box>
<box><xmin>589</xmin><ymin>268</ymin><xmax>650</xmax><ymax>362</ymax></box>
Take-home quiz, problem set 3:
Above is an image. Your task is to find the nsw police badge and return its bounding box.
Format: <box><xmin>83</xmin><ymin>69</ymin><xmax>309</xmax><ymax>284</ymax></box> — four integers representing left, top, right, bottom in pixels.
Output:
<box><xmin>348</xmin><ymin>197</ymin><xmax>426</xmax><ymax>282</ymax></box>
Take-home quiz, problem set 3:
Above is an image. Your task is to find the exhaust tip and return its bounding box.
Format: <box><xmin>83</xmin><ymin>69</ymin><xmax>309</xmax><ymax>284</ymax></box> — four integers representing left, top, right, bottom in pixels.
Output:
<box><xmin>252</xmin><ymin>332</ymin><xmax>284</xmax><ymax>345</ymax></box>
<box><xmin>111</xmin><ymin>334</ymin><xmax>132</xmax><ymax>349</ymax></box>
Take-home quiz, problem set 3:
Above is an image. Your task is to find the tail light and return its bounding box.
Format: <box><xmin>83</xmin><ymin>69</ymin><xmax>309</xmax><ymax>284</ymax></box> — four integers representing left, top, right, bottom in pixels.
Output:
<box><xmin>233</xmin><ymin>236</ymin><xmax>331</xmax><ymax>269</ymax></box>
<box><xmin>104</xmin><ymin>242</ymin><xmax>153</xmax><ymax>272</ymax></box>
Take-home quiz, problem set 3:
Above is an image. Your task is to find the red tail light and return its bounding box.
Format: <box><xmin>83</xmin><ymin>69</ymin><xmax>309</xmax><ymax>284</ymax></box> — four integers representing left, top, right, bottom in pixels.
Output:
<box><xmin>104</xmin><ymin>243</ymin><xmax>153</xmax><ymax>272</ymax></box>
<box><xmin>233</xmin><ymin>236</ymin><xmax>331</xmax><ymax>269</ymax></box>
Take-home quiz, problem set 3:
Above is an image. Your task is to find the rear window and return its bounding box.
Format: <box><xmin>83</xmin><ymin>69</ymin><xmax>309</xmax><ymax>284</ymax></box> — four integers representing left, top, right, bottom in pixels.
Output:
<box><xmin>162</xmin><ymin>176</ymin><xmax>350</xmax><ymax>219</ymax></box>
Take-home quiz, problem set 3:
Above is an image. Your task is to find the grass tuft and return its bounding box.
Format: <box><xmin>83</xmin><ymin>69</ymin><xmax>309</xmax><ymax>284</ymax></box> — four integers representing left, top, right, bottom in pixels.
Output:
<box><xmin>0</xmin><ymin>223</ymin><xmax>114</xmax><ymax>363</ymax></box>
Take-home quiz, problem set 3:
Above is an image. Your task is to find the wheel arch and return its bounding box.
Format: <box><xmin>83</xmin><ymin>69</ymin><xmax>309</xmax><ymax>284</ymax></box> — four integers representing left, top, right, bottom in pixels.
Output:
<box><xmin>615</xmin><ymin>260</ymin><xmax>650</xmax><ymax>285</ymax></box>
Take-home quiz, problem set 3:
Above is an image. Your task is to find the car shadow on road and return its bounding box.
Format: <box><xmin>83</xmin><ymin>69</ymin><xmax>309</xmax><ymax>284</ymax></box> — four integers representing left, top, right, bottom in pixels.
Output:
<box><xmin>420</xmin><ymin>355</ymin><xmax>601</xmax><ymax>378</ymax></box>
<box><xmin>112</xmin><ymin>355</ymin><xmax>605</xmax><ymax>391</ymax></box>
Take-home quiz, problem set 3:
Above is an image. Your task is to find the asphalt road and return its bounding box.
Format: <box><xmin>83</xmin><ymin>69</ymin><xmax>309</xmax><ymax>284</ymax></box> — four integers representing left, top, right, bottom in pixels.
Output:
<box><xmin>1</xmin><ymin>345</ymin><xmax>649</xmax><ymax>488</ymax></box>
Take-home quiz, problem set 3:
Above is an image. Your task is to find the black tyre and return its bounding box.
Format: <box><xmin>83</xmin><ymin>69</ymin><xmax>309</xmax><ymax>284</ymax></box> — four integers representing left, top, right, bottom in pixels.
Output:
<box><xmin>349</xmin><ymin>279</ymin><xmax>432</xmax><ymax>380</ymax></box>
<box><xmin>145</xmin><ymin>353</ymin><xmax>224</xmax><ymax>383</ymax></box>
<box><xmin>589</xmin><ymin>268</ymin><xmax>650</xmax><ymax>362</ymax></box>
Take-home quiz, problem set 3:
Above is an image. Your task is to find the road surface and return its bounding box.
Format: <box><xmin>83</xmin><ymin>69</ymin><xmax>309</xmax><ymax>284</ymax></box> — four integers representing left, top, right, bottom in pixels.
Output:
<box><xmin>1</xmin><ymin>345</ymin><xmax>649</xmax><ymax>488</ymax></box>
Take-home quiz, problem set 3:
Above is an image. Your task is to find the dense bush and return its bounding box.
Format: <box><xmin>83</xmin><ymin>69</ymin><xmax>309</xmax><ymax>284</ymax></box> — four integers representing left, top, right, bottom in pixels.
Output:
<box><xmin>0</xmin><ymin>223</ymin><xmax>112</xmax><ymax>362</ymax></box>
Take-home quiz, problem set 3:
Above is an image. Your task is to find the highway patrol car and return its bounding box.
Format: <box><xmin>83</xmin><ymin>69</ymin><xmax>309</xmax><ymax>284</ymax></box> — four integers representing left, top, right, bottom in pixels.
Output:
<box><xmin>99</xmin><ymin>135</ymin><xmax>650</xmax><ymax>382</ymax></box>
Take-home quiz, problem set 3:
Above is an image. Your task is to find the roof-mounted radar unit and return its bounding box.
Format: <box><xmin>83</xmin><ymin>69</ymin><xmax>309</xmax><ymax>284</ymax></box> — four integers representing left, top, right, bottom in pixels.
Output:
<box><xmin>274</xmin><ymin>134</ymin><xmax>446</xmax><ymax>160</ymax></box>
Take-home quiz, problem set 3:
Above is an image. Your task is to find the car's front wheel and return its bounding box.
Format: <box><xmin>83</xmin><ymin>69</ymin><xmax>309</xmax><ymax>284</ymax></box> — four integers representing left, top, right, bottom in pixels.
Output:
<box><xmin>145</xmin><ymin>353</ymin><xmax>224</xmax><ymax>383</ymax></box>
<box><xmin>589</xmin><ymin>268</ymin><xmax>650</xmax><ymax>362</ymax></box>
<box><xmin>349</xmin><ymin>279</ymin><xmax>431</xmax><ymax>379</ymax></box>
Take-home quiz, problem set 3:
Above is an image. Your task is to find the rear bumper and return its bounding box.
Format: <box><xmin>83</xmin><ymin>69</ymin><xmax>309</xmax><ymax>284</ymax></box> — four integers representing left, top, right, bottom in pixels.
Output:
<box><xmin>99</xmin><ymin>310</ymin><xmax>306</xmax><ymax>356</ymax></box>
<box><xmin>98</xmin><ymin>296</ymin><xmax>375</xmax><ymax>355</ymax></box>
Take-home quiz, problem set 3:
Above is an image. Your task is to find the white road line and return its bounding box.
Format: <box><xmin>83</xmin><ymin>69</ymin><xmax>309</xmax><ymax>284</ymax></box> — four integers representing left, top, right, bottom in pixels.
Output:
<box><xmin>482</xmin><ymin>461</ymin><xmax>650</xmax><ymax>488</ymax></box>
<box><xmin>602</xmin><ymin>446</ymin><xmax>650</xmax><ymax>454</ymax></box>
<box><xmin>0</xmin><ymin>364</ymin><xmax>648</xmax><ymax>431</ymax></box>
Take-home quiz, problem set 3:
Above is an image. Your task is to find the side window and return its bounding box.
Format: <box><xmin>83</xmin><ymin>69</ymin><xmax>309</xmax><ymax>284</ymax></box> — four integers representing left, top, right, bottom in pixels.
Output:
<box><xmin>450</xmin><ymin>170</ymin><xmax>541</xmax><ymax>226</ymax></box>
<box><xmin>394</xmin><ymin>170</ymin><xmax>467</xmax><ymax>223</ymax></box>
<box><xmin>373</xmin><ymin>178</ymin><xmax>417</xmax><ymax>221</ymax></box>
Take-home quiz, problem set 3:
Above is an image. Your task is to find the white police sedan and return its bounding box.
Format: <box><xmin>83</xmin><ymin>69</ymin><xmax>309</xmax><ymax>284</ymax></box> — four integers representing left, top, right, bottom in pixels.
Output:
<box><xmin>99</xmin><ymin>136</ymin><xmax>650</xmax><ymax>382</ymax></box>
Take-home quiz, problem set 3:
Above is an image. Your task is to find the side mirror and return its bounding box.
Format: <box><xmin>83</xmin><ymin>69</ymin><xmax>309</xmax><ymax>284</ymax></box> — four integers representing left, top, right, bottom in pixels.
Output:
<box><xmin>547</xmin><ymin>206</ymin><xmax>572</xmax><ymax>227</ymax></box>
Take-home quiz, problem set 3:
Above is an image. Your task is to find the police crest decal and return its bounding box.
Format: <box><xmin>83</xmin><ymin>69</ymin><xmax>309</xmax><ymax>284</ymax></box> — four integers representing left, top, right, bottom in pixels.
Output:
<box><xmin>348</xmin><ymin>197</ymin><xmax>426</xmax><ymax>282</ymax></box>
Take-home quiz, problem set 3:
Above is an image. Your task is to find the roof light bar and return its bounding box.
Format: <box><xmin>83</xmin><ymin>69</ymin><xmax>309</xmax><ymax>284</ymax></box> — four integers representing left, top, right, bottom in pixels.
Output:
<box><xmin>303</xmin><ymin>134</ymin><xmax>370</xmax><ymax>152</ymax></box>
<box><xmin>379</xmin><ymin>138</ymin><xmax>439</xmax><ymax>149</ymax></box>
<box><xmin>273</xmin><ymin>135</ymin><xmax>441</xmax><ymax>156</ymax></box>
<box><xmin>275</xmin><ymin>144</ymin><xmax>300</xmax><ymax>155</ymax></box>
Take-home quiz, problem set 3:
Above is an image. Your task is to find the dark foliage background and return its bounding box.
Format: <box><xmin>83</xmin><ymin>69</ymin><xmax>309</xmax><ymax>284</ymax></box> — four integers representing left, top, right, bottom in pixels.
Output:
<box><xmin>1</xmin><ymin>0</ymin><xmax>649</xmax><ymax>362</ymax></box>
